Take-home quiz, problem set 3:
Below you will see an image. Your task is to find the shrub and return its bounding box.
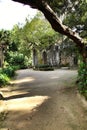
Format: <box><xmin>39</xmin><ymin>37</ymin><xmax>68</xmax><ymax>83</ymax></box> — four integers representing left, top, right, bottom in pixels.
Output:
<box><xmin>2</xmin><ymin>66</ymin><xmax>15</xmax><ymax>78</ymax></box>
<box><xmin>78</xmin><ymin>61</ymin><xmax>87</xmax><ymax>99</ymax></box>
<box><xmin>6</xmin><ymin>52</ymin><xmax>28</xmax><ymax>69</ymax></box>
<box><xmin>0</xmin><ymin>74</ymin><xmax>9</xmax><ymax>87</ymax></box>
<box><xmin>34</xmin><ymin>64</ymin><xmax>54</xmax><ymax>71</ymax></box>
<box><xmin>0</xmin><ymin>66</ymin><xmax>16</xmax><ymax>87</ymax></box>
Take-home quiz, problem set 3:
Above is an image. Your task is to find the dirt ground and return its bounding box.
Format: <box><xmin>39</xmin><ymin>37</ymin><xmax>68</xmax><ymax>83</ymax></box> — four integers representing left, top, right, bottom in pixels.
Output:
<box><xmin>0</xmin><ymin>69</ymin><xmax>87</xmax><ymax>130</ymax></box>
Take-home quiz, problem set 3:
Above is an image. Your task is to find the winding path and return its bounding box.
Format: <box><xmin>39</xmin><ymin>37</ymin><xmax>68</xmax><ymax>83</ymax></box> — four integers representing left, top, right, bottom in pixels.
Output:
<box><xmin>0</xmin><ymin>69</ymin><xmax>87</xmax><ymax>130</ymax></box>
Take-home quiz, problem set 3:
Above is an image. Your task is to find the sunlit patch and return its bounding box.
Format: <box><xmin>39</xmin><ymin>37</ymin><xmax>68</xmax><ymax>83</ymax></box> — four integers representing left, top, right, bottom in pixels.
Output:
<box><xmin>50</xmin><ymin>76</ymin><xmax>59</xmax><ymax>79</ymax></box>
<box><xmin>0</xmin><ymin>100</ymin><xmax>5</xmax><ymax>112</ymax></box>
<box><xmin>10</xmin><ymin>77</ymin><xmax>35</xmax><ymax>84</ymax></box>
<box><xmin>0</xmin><ymin>128</ymin><xmax>8</xmax><ymax>130</ymax></box>
<box><xmin>6</xmin><ymin>96</ymin><xmax>49</xmax><ymax>112</ymax></box>
<box><xmin>4</xmin><ymin>91</ymin><xmax>30</xmax><ymax>99</ymax></box>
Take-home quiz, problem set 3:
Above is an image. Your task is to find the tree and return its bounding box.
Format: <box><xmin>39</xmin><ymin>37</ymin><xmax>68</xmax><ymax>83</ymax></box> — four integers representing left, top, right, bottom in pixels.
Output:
<box><xmin>12</xmin><ymin>0</ymin><xmax>87</xmax><ymax>94</ymax></box>
<box><xmin>12</xmin><ymin>0</ymin><xmax>86</xmax><ymax>62</ymax></box>
<box><xmin>0</xmin><ymin>30</ymin><xmax>10</xmax><ymax>67</ymax></box>
<box><xmin>17</xmin><ymin>12</ymin><xmax>58</xmax><ymax>66</ymax></box>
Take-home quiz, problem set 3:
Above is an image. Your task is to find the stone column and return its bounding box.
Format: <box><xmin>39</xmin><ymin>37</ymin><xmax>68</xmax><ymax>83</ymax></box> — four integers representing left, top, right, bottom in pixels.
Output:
<box><xmin>32</xmin><ymin>48</ymin><xmax>38</xmax><ymax>66</ymax></box>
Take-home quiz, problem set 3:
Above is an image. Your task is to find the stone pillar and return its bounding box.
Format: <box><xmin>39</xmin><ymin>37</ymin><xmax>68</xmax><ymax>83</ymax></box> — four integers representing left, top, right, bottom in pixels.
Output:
<box><xmin>55</xmin><ymin>45</ymin><xmax>60</xmax><ymax>66</ymax></box>
<box><xmin>42</xmin><ymin>50</ymin><xmax>47</xmax><ymax>64</ymax></box>
<box><xmin>32</xmin><ymin>48</ymin><xmax>38</xmax><ymax>66</ymax></box>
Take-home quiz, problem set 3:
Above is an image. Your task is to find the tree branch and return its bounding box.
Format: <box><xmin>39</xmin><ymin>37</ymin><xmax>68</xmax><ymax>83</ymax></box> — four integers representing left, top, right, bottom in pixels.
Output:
<box><xmin>12</xmin><ymin>0</ymin><xmax>85</xmax><ymax>51</ymax></box>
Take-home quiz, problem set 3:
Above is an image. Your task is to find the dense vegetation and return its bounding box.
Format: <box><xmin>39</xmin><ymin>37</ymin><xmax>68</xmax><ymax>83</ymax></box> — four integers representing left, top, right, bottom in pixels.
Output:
<box><xmin>0</xmin><ymin>0</ymin><xmax>87</xmax><ymax>98</ymax></box>
<box><xmin>12</xmin><ymin>0</ymin><xmax>87</xmax><ymax>98</ymax></box>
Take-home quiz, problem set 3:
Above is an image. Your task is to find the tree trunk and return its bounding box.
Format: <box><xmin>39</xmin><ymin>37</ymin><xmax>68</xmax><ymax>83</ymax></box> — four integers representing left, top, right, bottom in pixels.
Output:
<box><xmin>0</xmin><ymin>47</ymin><xmax>4</xmax><ymax>68</ymax></box>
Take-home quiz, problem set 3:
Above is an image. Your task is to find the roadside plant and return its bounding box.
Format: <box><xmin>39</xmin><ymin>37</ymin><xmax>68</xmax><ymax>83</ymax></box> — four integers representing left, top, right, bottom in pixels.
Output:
<box><xmin>78</xmin><ymin>60</ymin><xmax>87</xmax><ymax>98</ymax></box>
<box><xmin>0</xmin><ymin>74</ymin><xmax>10</xmax><ymax>87</ymax></box>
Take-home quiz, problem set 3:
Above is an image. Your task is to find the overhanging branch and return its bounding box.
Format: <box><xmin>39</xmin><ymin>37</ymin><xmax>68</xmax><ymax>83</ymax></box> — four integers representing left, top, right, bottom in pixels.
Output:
<box><xmin>12</xmin><ymin>0</ymin><xmax>85</xmax><ymax>50</ymax></box>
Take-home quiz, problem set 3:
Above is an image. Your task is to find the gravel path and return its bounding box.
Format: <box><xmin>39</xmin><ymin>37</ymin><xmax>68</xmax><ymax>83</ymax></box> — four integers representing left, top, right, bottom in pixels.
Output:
<box><xmin>0</xmin><ymin>69</ymin><xmax>87</xmax><ymax>130</ymax></box>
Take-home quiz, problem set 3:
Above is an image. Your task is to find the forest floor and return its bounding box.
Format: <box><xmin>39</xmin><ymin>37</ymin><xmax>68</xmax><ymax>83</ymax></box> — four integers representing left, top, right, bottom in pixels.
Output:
<box><xmin>0</xmin><ymin>69</ymin><xmax>87</xmax><ymax>130</ymax></box>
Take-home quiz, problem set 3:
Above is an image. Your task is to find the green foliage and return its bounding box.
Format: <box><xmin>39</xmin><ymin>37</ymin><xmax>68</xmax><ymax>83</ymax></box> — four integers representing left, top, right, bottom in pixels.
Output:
<box><xmin>63</xmin><ymin>0</ymin><xmax>87</xmax><ymax>41</ymax></box>
<box><xmin>0</xmin><ymin>30</ymin><xmax>10</xmax><ymax>45</ymax></box>
<box><xmin>78</xmin><ymin>61</ymin><xmax>87</xmax><ymax>98</ymax></box>
<box><xmin>19</xmin><ymin>12</ymin><xmax>59</xmax><ymax>53</ymax></box>
<box><xmin>6</xmin><ymin>52</ymin><xmax>28</xmax><ymax>69</ymax></box>
<box><xmin>8</xmin><ymin>41</ymin><xmax>18</xmax><ymax>52</ymax></box>
<box><xmin>46</xmin><ymin>0</ymin><xmax>71</xmax><ymax>15</ymax></box>
<box><xmin>2</xmin><ymin>66</ymin><xmax>15</xmax><ymax>78</ymax></box>
<box><xmin>0</xmin><ymin>66</ymin><xmax>17</xmax><ymax>87</ymax></box>
<box><xmin>0</xmin><ymin>74</ymin><xmax>9</xmax><ymax>87</ymax></box>
<box><xmin>60</xmin><ymin>37</ymin><xmax>78</xmax><ymax>56</ymax></box>
<box><xmin>46</xmin><ymin>0</ymin><xmax>87</xmax><ymax>43</ymax></box>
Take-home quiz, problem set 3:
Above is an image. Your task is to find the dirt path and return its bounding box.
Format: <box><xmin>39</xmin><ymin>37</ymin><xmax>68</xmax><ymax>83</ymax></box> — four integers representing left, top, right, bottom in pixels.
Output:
<box><xmin>0</xmin><ymin>69</ymin><xmax>87</xmax><ymax>130</ymax></box>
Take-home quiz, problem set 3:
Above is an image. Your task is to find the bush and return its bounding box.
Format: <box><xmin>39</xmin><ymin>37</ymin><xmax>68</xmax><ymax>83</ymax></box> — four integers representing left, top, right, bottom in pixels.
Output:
<box><xmin>0</xmin><ymin>66</ymin><xmax>16</xmax><ymax>87</ymax></box>
<box><xmin>78</xmin><ymin>61</ymin><xmax>87</xmax><ymax>98</ymax></box>
<box><xmin>0</xmin><ymin>74</ymin><xmax>9</xmax><ymax>87</ymax></box>
<box><xmin>6</xmin><ymin>52</ymin><xmax>28</xmax><ymax>69</ymax></box>
<box><xmin>34</xmin><ymin>64</ymin><xmax>54</xmax><ymax>71</ymax></box>
<box><xmin>2</xmin><ymin>66</ymin><xmax>15</xmax><ymax>78</ymax></box>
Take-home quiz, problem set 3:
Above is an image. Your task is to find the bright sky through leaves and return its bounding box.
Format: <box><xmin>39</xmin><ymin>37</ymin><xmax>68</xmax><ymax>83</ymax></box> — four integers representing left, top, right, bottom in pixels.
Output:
<box><xmin>0</xmin><ymin>0</ymin><xmax>37</xmax><ymax>30</ymax></box>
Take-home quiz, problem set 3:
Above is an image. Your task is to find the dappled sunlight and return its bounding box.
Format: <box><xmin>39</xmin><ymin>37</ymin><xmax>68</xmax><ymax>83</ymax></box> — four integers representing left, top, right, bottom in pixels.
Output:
<box><xmin>1</xmin><ymin>69</ymin><xmax>82</xmax><ymax>130</ymax></box>
<box><xmin>4</xmin><ymin>91</ymin><xmax>30</xmax><ymax>100</ymax></box>
<box><xmin>5</xmin><ymin>95</ymin><xmax>50</xmax><ymax>112</ymax></box>
<box><xmin>10</xmin><ymin>77</ymin><xmax>35</xmax><ymax>84</ymax></box>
